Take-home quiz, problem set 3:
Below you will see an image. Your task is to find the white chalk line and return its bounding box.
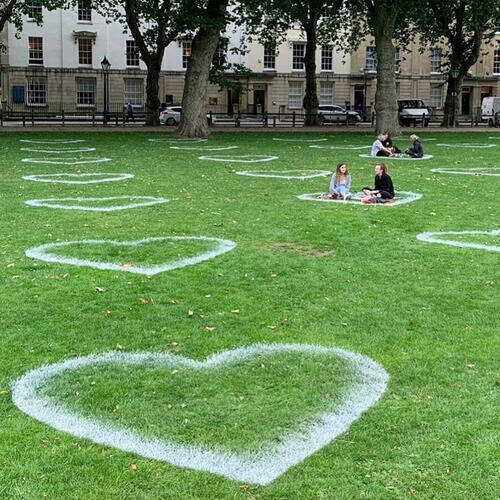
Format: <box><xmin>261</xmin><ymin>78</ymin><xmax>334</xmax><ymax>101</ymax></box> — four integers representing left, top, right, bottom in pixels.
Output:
<box><xmin>25</xmin><ymin>236</ymin><xmax>236</xmax><ymax>276</ymax></box>
<box><xmin>22</xmin><ymin>157</ymin><xmax>111</xmax><ymax>165</ymax></box>
<box><xmin>19</xmin><ymin>139</ymin><xmax>86</xmax><ymax>144</ymax></box>
<box><xmin>198</xmin><ymin>154</ymin><xmax>279</xmax><ymax>163</ymax></box>
<box><xmin>236</xmin><ymin>169</ymin><xmax>332</xmax><ymax>179</ymax></box>
<box><xmin>170</xmin><ymin>146</ymin><xmax>238</xmax><ymax>151</ymax></box>
<box><xmin>430</xmin><ymin>167</ymin><xmax>500</xmax><ymax>177</ymax></box>
<box><xmin>148</xmin><ymin>138</ymin><xmax>207</xmax><ymax>143</ymax></box>
<box><xmin>310</xmin><ymin>145</ymin><xmax>371</xmax><ymax>150</ymax></box>
<box><xmin>273</xmin><ymin>138</ymin><xmax>327</xmax><ymax>142</ymax></box>
<box><xmin>436</xmin><ymin>143</ymin><xmax>496</xmax><ymax>148</ymax></box>
<box><xmin>23</xmin><ymin>173</ymin><xmax>134</xmax><ymax>185</ymax></box>
<box><xmin>25</xmin><ymin>196</ymin><xmax>168</xmax><ymax>212</ymax></box>
<box><xmin>20</xmin><ymin>147</ymin><xmax>97</xmax><ymax>154</ymax></box>
<box><xmin>417</xmin><ymin>230</ymin><xmax>500</xmax><ymax>252</ymax></box>
<box><xmin>488</xmin><ymin>136</ymin><xmax>500</xmax><ymax>139</ymax></box>
<box><xmin>359</xmin><ymin>154</ymin><xmax>434</xmax><ymax>160</ymax></box>
<box><xmin>298</xmin><ymin>191</ymin><xmax>422</xmax><ymax>206</ymax></box>
<box><xmin>11</xmin><ymin>343</ymin><xmax>389</xmax><ymax>485</ymax></box>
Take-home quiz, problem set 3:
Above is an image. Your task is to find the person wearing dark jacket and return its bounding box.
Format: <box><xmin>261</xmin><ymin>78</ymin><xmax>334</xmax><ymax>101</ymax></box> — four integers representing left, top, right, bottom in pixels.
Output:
<box><xmin>362</xmin><ymin>163</ymin><xmax>395</xmax><ymax>204</ymax></box>
<box><xmin>382</xmin><ymin>133</ymin><xmax>401</xmax><ymax>154</ymax></box>
<box><xmin>405</xmin><ymin>134</ymin><xmax>424</xmax><ymax>158</ymax></box>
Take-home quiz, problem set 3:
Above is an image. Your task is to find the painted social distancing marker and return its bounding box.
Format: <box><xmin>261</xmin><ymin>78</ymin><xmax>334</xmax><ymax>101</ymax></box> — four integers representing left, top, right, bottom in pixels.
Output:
<box><xmin>20</xmin><ymin>139</ymin><xmax>86</xmax><ymax>144</ymax></box>
<box><xmin>310</xmin><ymin>145</ymin><xmax>371</xmax><ymax>150</ymax></box>
<box><xmin>11</xmin><ymin>343</ymin><xmax>388</xmax><ymax>485</ymax></box>
<box><xmin>170</xmin><ymin>145</ymin><xmax>238</xmax><ymax>151</ymax></box>
<box><xmin>25</xmin><ymin>236</ymin><xmax>236</xmax><ymax>276</ymax></box>
<box><xmin>273</xmin><ymin>138</ymin><xmax>327</xmax><ymax>142</ymax></box>
<box><xmin>25</xmin><ymin>196</ymin><xmax>168</xmax><ymax>212</ymax></box>
<box><xmin>298</xmin><ymin>191</ymin><xmax>422</xmax><ymax>206</ymax></box>
<box><xmin>417</xmin><ymin>230</ymin><xmax>500</xmax><ymax>252</ymax></box>
<box><xmin>199</xmin><ymin>154</ymin><xmax>279</xmax><ymax>163</ymax></box>
<box><xmin>20</xmin><ymin>147</ymin><xmax>97</xmax><ymax>154</ymax></box>
<box><xmin>22</xmin><ymin>157</ymin><xmax>111</xmax><ymax>165</ymax></box>
<box><xmin>488</xmin><ymin>136</ymin><xmax>500</xmax><ymax>140</ymax></box>
<box><xmin>436</xmin><ymin>143</ymin><xmax>496</xmax><ymax>148</ymax></box>
<box><xmin>236</xmin><ymin>169</ymin><xmax>332</xmax><ymax>179</ymax></box>
<box><xmin>22</xmin><ymin>173</ymin><xmax>133</xmax><ymax>185</ymax></box>
<box><xmin>359</xmin><ymin>154</ymin><xmax>434</xmax><ymax>160</ymax></box>
<box><xmin>430</xmin><ymin>167</ymin><xmax>500</xmax><ymax>177</ymax></box>
<box><xmin>148</xmin><ymin>138</ymin><xmax>207</xmax><ymax>143</ymax></box>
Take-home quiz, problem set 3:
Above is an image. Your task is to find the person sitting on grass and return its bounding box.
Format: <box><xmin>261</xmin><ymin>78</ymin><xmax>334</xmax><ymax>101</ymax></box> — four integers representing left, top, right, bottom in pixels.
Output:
<box><xmin>328</xmin><ymin>162</ymin><xmax>352</xmax><ymax>200</ymax></box>
<box><xmin>371</xmin><ymin>134</ymin><xmax>394</xmax><ymax>157</ymax></box>
<box><xmin>405</xmin><ymin>134</ymin><xmax>424</xmax><ymax>158</ymax></box>
<box><xmin>362</xmin><ymin>163</ymin><xmax>395</xmax><ymax>204</ymax></box>
<box><xmin>382</xmin><ymin>132</ymin><xmax>402</xmax><ymax>154</ymax></box>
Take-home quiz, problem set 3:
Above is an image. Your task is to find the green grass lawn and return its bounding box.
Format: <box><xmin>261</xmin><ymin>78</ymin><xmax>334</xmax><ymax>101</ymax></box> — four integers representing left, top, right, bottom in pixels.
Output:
<box><xmin>0</xmin><ymin>130</ymin><xmax>498</xmax><ymax>498</ymax></box>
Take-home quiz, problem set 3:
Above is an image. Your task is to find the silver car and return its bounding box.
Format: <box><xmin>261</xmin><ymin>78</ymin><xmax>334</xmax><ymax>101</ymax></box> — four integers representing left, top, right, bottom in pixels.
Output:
<box><xmin>318</xmin><ymin>105</ymin><xmax>362</xmax><ymax>124</ymax></box>
<box><xmin>160</xmin><ymin>106</ymin><xmax>216</xmax><ymax>126</ymax></box>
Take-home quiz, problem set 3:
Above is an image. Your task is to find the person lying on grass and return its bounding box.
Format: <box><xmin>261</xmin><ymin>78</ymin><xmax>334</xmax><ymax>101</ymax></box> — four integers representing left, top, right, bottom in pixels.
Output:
<box><xmin>405</xmin><ymin>134</ymin><xmax>424</xmax><ymax>158</ymax></box>
<box><xmin>321</xmin><ymin>162</ymin><xmax>352</xmax><ymax>200</ymax></box>
<box><xmin>362</xmin><ymin>163</ymin><xmax>395</xmax><ymax>204</ymax></box>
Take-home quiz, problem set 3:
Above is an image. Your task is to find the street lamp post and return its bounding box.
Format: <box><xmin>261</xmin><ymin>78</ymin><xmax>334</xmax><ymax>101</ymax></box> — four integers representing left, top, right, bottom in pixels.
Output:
<box><xmin>101</xmin><ymin>56</ymin><xmax>111</xmax><ymax>125</ymax></box>
<box><xmin>360</xmin><ymin>67</ymin><xmax>367</xmax><ymax>121</ymax></box>
<box><xmin>450</xmin><ymin>68</ymin><xmax>459</xmax><ymax>127</ymax></box>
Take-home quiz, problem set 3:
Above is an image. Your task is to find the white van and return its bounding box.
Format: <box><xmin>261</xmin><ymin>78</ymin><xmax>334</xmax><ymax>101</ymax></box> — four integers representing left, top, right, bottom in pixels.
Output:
<box><xmin>481</xmin><ymin>97</ymin><xmax>500</xmax><ymax>126</ymax></box>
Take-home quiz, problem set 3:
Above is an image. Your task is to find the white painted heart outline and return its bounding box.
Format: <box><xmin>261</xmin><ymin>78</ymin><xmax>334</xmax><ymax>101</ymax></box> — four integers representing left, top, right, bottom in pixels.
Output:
<box><xmin>25</xmin><ymin>236</ymin><xmax>237</xmax><ymax>275</ymax></box>
<box><xmin>22</xmin><ymin>173</ymin><xmax>133</xmax><ymax>184</ymax></box>
<box><xmin>20</xmin><ymin>139</ymin><xmax>86</xmax><ymax>144</ymax></box>
<box><xmin>298</xmin><ymin>191</ymin><xmax>422</xmax><ymax>206</ymax></box>
<box><xmin>20</xmin><ymin>147</ymin><xmax>97</xmax><ymax>154</ymax></box>
<box><xmin>273</xmin><ymin>138</ymin><xmax>327</xmax><ymax>142</ymax></box>
<box><xmin>11</xmin><ymin>343</ymin><xmax>389</xmax><ymax>485</ymax></box>
<box><xmin>236</xmin><ymin>169</ymin><xmax>332</xmax><ymax>179</ymax></box>
<box><xmin>148</xmin><ymin>138</ymin><xmax>207</xmax><ymax>143</ymax></box>
<box><xmin>25</xmin><ymin>196</ymin><xmax>168</xmax><ymax>212</ymax></box>
<box><xmin>22</xmin><ymin>157</ymin><xmax>111</xmax><ymax>165</ymax></box>
<box><xmin>198</xmin><ymin>154</ymin><xmax>279</xmax><ymax>163</ymax></box>
<box><xmin>430</xmin><ymin>167</ymin><xmax>500</xmax><ymax>177</ymax></box>
<box><xmin>170</xmin><ymin>145</ymin><xmax>238</xmax><ymax>151</ymax></box>
<box><xmin>359</xmin><ymin>154</ymin><xmax>434</xmax><ymax>160</ymax></box>
<box><xmin>417</xmin><ymin>230</ymin><xmax>500</xmax><ymax>252</ymax></box>
<box><xmin>310</xmin><ymin>145</ymin><xmax>371</xmax><ymax>150</ymax></box>
<box><xmin>436</xmin><ymin>143</ymin><xmax>496</xmax><ymax>148</ymax></box>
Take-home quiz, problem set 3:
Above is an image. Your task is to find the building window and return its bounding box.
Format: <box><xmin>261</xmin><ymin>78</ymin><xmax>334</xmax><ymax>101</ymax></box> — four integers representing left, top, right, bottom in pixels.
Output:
<box><xmin>26</xmin><ymin>77</ymin><xmax>46</xmax><ymax>105</ymax></box>
<box><xmin>494</xmin><ymin>45</ymin><xmax>500</xmax><ymax>74</ymax></box>
<box><xmin>126</xmin><ymin>40</ymin><xmax>140</xmax><ymax>67</ymax></box>
<box><xmin>213</xmin><ymin>38</ymin><xmax>227</xmax><ymax>65</ymax></box>
<box><xmin>321</xmin><ymin>45</ymin><xmax>333</xmax><ymax>71</ymax></box>
<box><xmin>263</xmin><ymin>43</ymin><xmax>276</xmax><ymax>70</ymax></box>
<box><xmin>78</xmin><ymin>38</ymin><xmax>93</xmax><ymax>65</ymax></box>
<box><xmin>292</xmin><ymin>43</ymin><xmax>305</xmax><ymax>71</ymax></box>
<box><xmin>28</xmin><ymin>37</ymin><xmax>43</xmax><ymax>65</ymax></box>
<box><xmin>182</xmin><ymin>41</ymin><xmax>191</xmax><ymax>69</ymax></box>
<box><xmin>27</xmin><ymin>2</ymin><xmax>42</xmax><ymax>20</ymax></box>
<box><xmin>365</xmin><ymin>46</ymin><xmax>377</xmax><ymax>72</ymax></box>
<box><xmin>76</xmin><ymin>77</ymin><xmax>95</xmax><ymax>106</ymax></box>
<box><xmin>124</xmin><ymin>78</ymin><xmax>144</xmax><ymax>107</ymax></box>
<box><xmin>288</xmin><ymin>81</ymin><xmax>302</xmax><ymax>109</ymax></box>
<box><xmin>394</xmin><ymin>48</ymin><xmax>401</xmax><ymax>73</ymax></box>
<box><xmin>77</xmin><ymin>0</ymin><xmax>92</xmax><ymax>21</ymax></box>
<box><xmin>320</xmin><ymin>81</ymin><xmax>334</xmax><ymax>105</ymax></box>
<box><xmin>430</xmin><ymin>48</ymin><xmax>442</xmax><ymax>73</ymax></box>
<box><xmin>430</xmin><ymin>84</ymin><xmax>442</xmax><ymax>108</ymax></box>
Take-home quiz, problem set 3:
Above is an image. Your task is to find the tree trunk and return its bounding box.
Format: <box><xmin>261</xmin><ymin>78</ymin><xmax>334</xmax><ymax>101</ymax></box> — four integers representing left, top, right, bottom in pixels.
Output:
<box><xmin>303</xmin><ymin>23</ymin><xmax>320</xmax><ymax>126</ymax></box>
<box><xmin>144</xmin><ymin>59</ymin><xmax>161</xmax><ymax>126</ymax></box>
<box><xmin>442</xmin><ymin>72</ymin><xmax>464</xmax><ymax>127</ymax></box>
<box><xmin>373</xmin><ymin>12</ymin><xmax>399</xmax><ymax>135</ymax></box>
<box><xmin>177</xmin><ymin>28</ymin><xmax>221</xmax><ymax>138</ymax></box>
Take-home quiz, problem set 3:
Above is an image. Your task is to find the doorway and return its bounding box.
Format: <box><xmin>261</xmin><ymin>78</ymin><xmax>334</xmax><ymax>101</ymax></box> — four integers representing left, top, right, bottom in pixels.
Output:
<box><xmin>461</xmin><ymin>87</ymin><xmax>471</xmax><ymax>116</ymax></box>
<box><xmin>354</xmin><ymin>85</ymin><xmax>365</xmax><ymax>114</ymax></box>
<box><xmin>227</xmin><ymin>89</ymin><xmax>240</xmax><ymax>115</ymax></box>
<box><xmin>253</xmin><ymin>89</ymin><xmax>265</xmax><ymax>115</ymax></box>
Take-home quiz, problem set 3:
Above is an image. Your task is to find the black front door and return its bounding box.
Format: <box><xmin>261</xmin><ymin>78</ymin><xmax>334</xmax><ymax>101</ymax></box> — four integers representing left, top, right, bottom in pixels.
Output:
<box><xmin>253</xmin><ymin>89</ymin><xmax>265</xmax><ymax>114</ymax></box>
<box><xmin>354</xmin><ymin>85</ymin><xmax>365</xmax><ymax>113</ymax></box>
<box><xmin>461</xmin><ymin>87</ymin><xmax>471</xmax><ymax>115</ymax></box>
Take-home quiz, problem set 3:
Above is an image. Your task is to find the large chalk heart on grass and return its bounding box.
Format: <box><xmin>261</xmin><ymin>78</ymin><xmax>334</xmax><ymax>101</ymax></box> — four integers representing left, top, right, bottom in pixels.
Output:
<box><xmin>417</xmin><ymin>230</ymin><xmax>500</xmax><ymax>252</ymax></box>
<box><xmin>25</xmin><ymin>236</ymin><xmax>236</xmax><ymax>275</ymax></box>
<box><xmin>25</xmin><ymin>196</ymin><xmax>168</xmax><ymax>212</ymax></box>
<box><xmin>11</xmin><ymin>344</ymin><xmax>388</xmax><ymax>485</ymax></box>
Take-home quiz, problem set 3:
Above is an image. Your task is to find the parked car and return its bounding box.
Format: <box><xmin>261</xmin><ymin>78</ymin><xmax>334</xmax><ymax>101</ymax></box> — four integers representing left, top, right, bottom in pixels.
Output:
<box><xmin>398</xmin><ymin>99</ymin><xmax>431</xmax><ymax>126</ymax></box>
<box><xmin>160</xmin><ymin>106</ymin><xmax>216</xmax><ymax>125</ymax></box>
<box><xmin>317</xmin><ymin>105</ymin><xmax>362</xmax><ymax>124</ymax></box>
<box><xmin>481</xmin><ymin>97</ymin><xmax>500</xmax><ymax>126</ymax></box>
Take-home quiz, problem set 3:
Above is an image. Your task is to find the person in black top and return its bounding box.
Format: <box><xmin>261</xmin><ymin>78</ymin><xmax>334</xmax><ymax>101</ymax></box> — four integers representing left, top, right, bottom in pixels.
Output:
<box><xmin>405</xmin><ymin>134</ymin><xmax>424</xmax><ymax>158</ymax></box>
<box><xmin>362</xmin><ymin>163</ymin><xmax>395</xmax><ymax>204</ymax></box>
<box><xmin>382</xmin><ymin>133</ymin><xmax>401</xmax><ymax>154</ymax></box>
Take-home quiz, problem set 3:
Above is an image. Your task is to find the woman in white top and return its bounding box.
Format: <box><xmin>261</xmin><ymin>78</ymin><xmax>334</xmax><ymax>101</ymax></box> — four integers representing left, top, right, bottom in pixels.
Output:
<box><xmin>371</xmin><ymin>133</ymin><xmax>393</xmax><ymax>157</ymax></box>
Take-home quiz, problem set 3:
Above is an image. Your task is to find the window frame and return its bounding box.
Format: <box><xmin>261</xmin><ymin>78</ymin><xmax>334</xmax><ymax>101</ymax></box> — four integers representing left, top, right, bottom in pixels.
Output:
<box><xmin>263</xmin><ymin>43</ymin><xmax>276</xmax><ymax>70</ymax></box>
<box><xmin>77</xmin><ymin>0</ymin><xmax>92</xmax><ymax>22</ymax></box>
<box><xmin>126</xmin><ymin>40</ymin><xmax>140</xmax><ymax>67</ymax></box>
<box><xmin>365</xmin><ymin>46</ymin><xmax>377</xmax><ymax>72</ymax></box>
<box><xmin>28</xmin><ymin>36</ymin><xmax>43</xmax><ymax>65</ymax></box>
<box><xmin>26</xmin><ymin>76</ymin><xmax>47</xmax><ymax>106</ymax></box>
<box><xmin>493</xmin><ymin>45</ymin><xmax>500</xmax><ymax>75</ymax></box>
<box><xmin>430</xmin><ymin>48</ymin><xmax>442</xmax><ymax>74</ymax></box>
<box><xmin>319</xmin><ymin>81</ymin><xmax>334</xmax><ymax>105</ymax></box>
<box><xmin>292</xmin><ymin>43</ymin><xmax>306</xmax><ymax>71</ymax></box>
<box><xmin>182</xmin><ymin>40</ymin><xmax>191</xmax><ymax>69</ymax></box>
<box><xmin>321</xmin><ymin>45</ymin><xmax>333</xmax><ymax>72</ymax></box>
<box><xmin>76</xmin><ymin>77</ymin><xmax>96</xmax><ymax>107</ymax></box>
<box><xmin>77</xmin><ymin>37</ymin><xmax>93</xmax><ymax>66</ymax></box>
<box><xmin>288</xmin><ymin>81</ymin><xmax>303</xmax><ymax>109</ymax></box>
<box><xmin>124</xmin><ymin>78</ymin><xmax>144</xmax><ymax>108</ymax></box>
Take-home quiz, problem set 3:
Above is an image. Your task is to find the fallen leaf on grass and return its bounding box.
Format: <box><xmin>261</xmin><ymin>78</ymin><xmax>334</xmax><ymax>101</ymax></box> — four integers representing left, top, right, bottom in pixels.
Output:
<box><xmin>116</xmin><ymin>344</ymin><xmax>124</xmax><ymax>351</ymax></box>
<box><xmin>267</xmin><ymin>325</ymin><xmax>276</xmax><ymax>330</ymax></box>
<box><xmin>120</xmin><ymin>263</ymin><xmax>136</xmax><ymax>269</ymax></box>
<box><xmin>139</xmin><ymin>298</ymin><xmax>149</xmax><ymax>304</ymax></box>
<box><xmin>187</xmin><ymin>310</ymin><xmax>194</xmax><ymax>317</ymax></box>
<box><xmin>95</xmin><ymin>287</ymin><xmax>105</xmax><ymax>293</ymax></box>
<box><xmin>130</xmin><ymin>464</ymin><xmax>137</xmax><ymax>471</ymax></box>
<box><xmin>231</xmin><ymin>309</ymin><xmax>240</xmax><ymax>314</ymax></box>
<box><xmin>7</xmin><ymin>263</ymin><xmax>15</xmax><ymax>268</ymax></box>
<box><xmin>205</xmin><ymin>326</ymin><xmax>215</xmax><ymax>332</ymax></box>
